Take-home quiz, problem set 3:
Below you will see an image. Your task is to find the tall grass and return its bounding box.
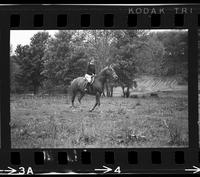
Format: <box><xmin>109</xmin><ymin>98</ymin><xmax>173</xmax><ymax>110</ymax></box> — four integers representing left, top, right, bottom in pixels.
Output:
<box><xmin>163</xmin><ymin>119</ymin><xmax>188</xmax><ymax>146</ymax></box>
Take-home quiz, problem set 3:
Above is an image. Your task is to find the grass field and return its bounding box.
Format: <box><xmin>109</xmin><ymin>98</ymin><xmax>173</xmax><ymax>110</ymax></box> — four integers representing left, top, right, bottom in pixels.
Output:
<box><xmin>10</xmin><ymin>89</ymin><xmax>188</xmax><ymax>148</ymax></box>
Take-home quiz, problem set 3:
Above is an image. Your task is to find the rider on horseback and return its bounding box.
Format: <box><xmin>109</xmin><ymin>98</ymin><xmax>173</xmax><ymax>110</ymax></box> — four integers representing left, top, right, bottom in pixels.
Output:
<box><xmin>84</xmin><ymin>57</ymin><xmax>96</xmax><ymax>92</ymax></box>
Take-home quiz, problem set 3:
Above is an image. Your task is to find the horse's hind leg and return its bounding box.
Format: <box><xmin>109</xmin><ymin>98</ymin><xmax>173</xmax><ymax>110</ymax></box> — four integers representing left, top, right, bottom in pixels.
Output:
<box><xmin>78</xmin><ymin>92</ymin><xmax>85</xmax><ymax>104</ymax></box>
<box><xmin>71</xmin><ymin>91</ymin><xmax>77</xmax><ymax>108</ymax></box>
<box><xmin>89</xmin><ymin>92</ymin><xmax>100</xmax><ymax>112</ymax></box>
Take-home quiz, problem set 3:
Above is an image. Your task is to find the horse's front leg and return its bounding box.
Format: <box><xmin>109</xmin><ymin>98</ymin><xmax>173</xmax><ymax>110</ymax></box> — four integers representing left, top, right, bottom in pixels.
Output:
<box><xmin>89</xmin><ymin>92</ymin><xmax>100</xmax><ymax>112</ymax></box>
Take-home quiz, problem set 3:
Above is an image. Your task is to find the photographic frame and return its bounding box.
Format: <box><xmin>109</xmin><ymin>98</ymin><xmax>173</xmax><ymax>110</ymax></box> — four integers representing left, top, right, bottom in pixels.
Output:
<box><xmin>0</xmin><ymin>4</ymin><xmax>199</xmax><ymax>175</ymax></box>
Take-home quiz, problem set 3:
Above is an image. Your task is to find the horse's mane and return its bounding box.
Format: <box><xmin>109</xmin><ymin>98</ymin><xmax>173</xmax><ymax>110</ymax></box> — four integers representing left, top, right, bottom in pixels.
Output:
<box><xmin>96</xmin><ymin>66</ymin><xmax>109</xmax><ymax>77</ymax></box>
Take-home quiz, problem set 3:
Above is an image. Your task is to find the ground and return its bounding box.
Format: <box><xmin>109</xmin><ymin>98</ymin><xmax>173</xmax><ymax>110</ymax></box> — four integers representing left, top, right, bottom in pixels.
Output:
<box><xmin>10</xmin><ymin>89</ymin><xmax>188</xmax><ymax>148</ymax></box>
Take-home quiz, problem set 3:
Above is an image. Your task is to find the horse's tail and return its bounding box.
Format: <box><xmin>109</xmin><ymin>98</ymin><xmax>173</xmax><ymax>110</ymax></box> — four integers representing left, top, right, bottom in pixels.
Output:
<box><xmin>67</xmin><ymin>84</ymin><xmax>72</xmax><ymax>96</ymax></box>
<box><xmin>67</xmin><ymin>80</ymin><xmax>75</xmax><ymax>103</ymax></box>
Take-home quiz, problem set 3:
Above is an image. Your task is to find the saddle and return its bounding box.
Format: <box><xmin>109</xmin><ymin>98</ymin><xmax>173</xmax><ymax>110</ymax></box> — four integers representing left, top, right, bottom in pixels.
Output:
<box><xmin>83</xmin><ymin>75</ymin><xmax>95</xmax><ymax>92</ymax></box>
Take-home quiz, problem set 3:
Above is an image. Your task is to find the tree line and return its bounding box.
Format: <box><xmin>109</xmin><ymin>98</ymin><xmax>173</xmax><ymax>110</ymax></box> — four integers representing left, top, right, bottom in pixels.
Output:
<box><xmin>10</xmin><ymin>30</ymin><xmax>188</xmax><ymax>94</ymax></box>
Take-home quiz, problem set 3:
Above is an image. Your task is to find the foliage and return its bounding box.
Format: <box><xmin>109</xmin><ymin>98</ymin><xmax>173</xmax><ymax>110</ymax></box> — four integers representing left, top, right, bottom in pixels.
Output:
<box><xmin>13</xmin><ymin>32</ymin><xmax>50</xmax><ymax>94</ymax></box>
<box><xmin>10</xmin><ymin>30</ymin><xmax>188</xmax><ymax>94</ymax></box>
<box><xmin>10</xmin><ymin>55</ymin><xmax>22</xmax><ymax>93</ymax></box>
<box><xmin>156</xmin><ymin>30</ymin><xmax>188</xmax><ymax>78</ymax></box>
<box><xmin>41</xmin><ymin>31</ymin><xmax>88</xmax><ymax>93</ymax></box>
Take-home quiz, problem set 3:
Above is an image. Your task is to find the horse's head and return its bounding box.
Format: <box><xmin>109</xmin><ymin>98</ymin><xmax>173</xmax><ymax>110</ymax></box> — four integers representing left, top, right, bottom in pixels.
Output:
<box><xmin>107</xmin><ymin>64</ymin><xmax>118</xmax><ymax>80</ymax></box>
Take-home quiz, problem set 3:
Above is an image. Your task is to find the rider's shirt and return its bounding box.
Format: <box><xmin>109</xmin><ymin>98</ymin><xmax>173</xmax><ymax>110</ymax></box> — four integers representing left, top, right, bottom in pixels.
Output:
<box><xmin>85</xmin><ymin>74</ymin><xmax>92</xmax><ymax>82</ymax></box>
<box><xmin>85</xmin><ymin>62</ymin><xmax>96</xmax><ymax>83</ymax></box>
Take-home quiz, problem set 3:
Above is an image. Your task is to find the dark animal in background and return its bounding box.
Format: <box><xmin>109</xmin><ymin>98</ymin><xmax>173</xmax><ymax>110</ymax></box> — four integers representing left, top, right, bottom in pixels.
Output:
<box><xmin>103</xmin><ymin>78</ymin><xmax>115</xmax><ymax>97</ymax></box>
<box><xmin>122</xmin><ymin>80</ymin><xmax>137</xmax><ymax>98</ymax></box>
<box><xmin>123</xmin><ymin>87</ymin><xmax>130</xmax><ymax>98</ymax></box>
<box><xmin>68</xmin><ymin>65</ymin><xmax>118</xmax><ymax>112</ymax></box>
<box><xmin>103</xmin><ymin>79</ymin><xmax>137</xmax><ymax>98</ymax></box>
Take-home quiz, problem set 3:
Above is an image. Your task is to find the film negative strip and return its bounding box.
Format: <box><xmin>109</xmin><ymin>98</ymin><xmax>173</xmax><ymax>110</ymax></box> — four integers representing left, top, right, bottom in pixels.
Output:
<box><xmin>0</xmin><ymin>4</ymin><xmax>199</xmax><ymax>175</ymax></box>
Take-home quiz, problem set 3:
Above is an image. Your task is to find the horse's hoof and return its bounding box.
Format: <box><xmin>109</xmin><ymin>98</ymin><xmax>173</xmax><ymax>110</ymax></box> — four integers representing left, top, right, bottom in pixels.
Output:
<box><xmin>89</xmin><ymin>109</ymin><xmax>93</xmax><ymax>112</ymax></box>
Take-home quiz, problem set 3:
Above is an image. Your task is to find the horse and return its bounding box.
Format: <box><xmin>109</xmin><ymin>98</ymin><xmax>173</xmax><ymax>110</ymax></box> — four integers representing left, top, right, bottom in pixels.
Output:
<box><xmin>121</xmin><ymin>80</ymin><xmax>138</xmax><ymax>98</ymax></box>
<box><xmin>68</xmin><ymin>65</ymin><xmax>118</xmax><ymax>112</ymax></box>
<box><xmin>103</xmin><ymin>79</ymin><xmax>138</xmax><ymax>98</ymax></box>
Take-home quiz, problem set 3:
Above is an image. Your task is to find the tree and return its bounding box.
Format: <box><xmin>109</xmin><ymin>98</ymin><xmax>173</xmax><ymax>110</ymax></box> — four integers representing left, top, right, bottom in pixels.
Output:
<box><xmin>102</xmin><ymin>30</ymin><xmax>142</xmax><ymax>97</ymax></box>
<box><xmin>14</xmin><ymin>45</ymin><xmax>32</xmax><ymax>92</ymax></box>
<box><xmin>111</xmin><ymin>30</ymin><xmax>143</xmax><ymax>86</ymax></box>
<box><xmin>83</xmin><ymin>30</ymin><xmax>115</xmax><ymax>72</ymax></box>
<box><xmin>135</xmin><ymin>32</ymin><xmax>165</xmax><ymax>76</ymax></box>
<box><xmin>42</xmin><ymin>30</ymin><xmax>88</xmax><ymax>93</ymax></box>
<box><xmin>11</xmin><ymin>30</ymin><xmax>187</xmax><ymax>95</ymax></box>
<box><xmin>105</xmin><ymin>30</ymin><xmax>166</xmax><ymax>97</ymax></box>
<box><xmin>14</xmin><ymin>32</ymin><xmax>50</xmax><ymax>94</ymax></box>
<box><xmin>156</xmin><ymin>30</ymin><xmax>188</xmax><ymax>80</ymax></box>
<box><xmin>10</xmin><ymin>55</ymin><xmax>21</xmax><ymax>93</ymax></box>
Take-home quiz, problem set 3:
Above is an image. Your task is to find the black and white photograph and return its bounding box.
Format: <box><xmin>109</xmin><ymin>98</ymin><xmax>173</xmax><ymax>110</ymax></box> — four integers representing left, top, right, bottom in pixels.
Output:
<box><xmin>10</xmin><ymin>29</ymin><xmax>188</xmax><ymax>148</ymax></box>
